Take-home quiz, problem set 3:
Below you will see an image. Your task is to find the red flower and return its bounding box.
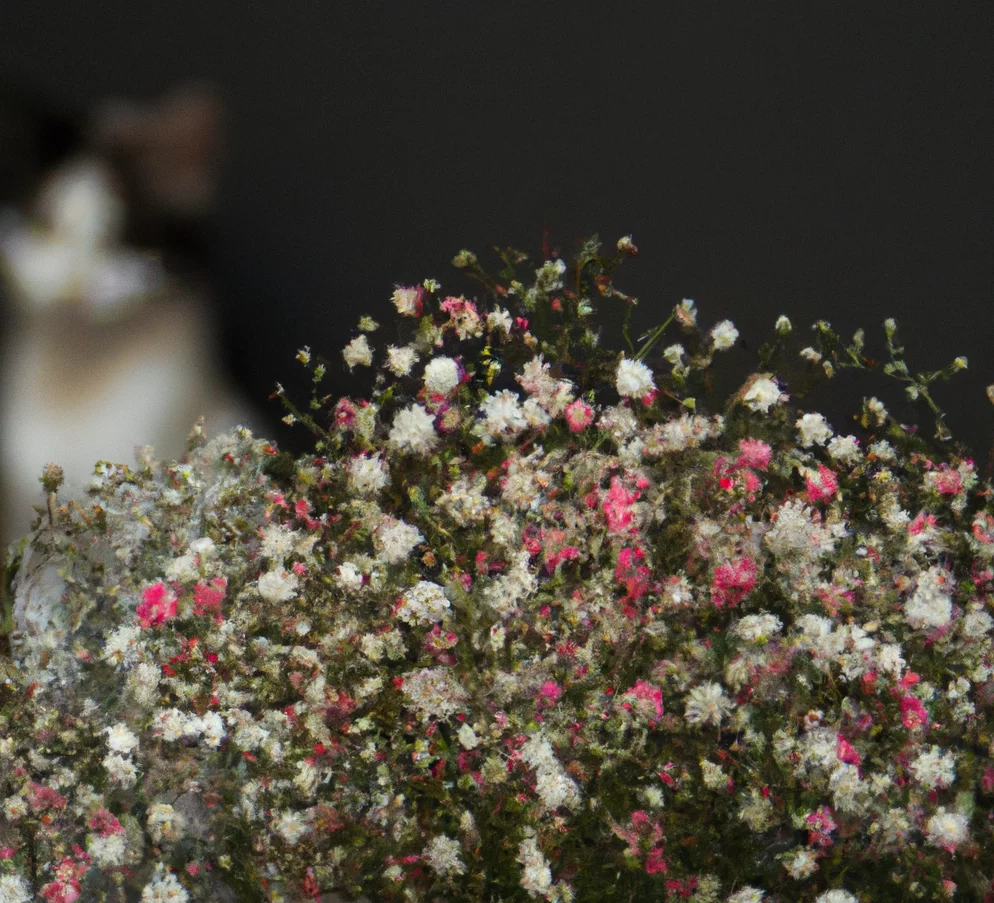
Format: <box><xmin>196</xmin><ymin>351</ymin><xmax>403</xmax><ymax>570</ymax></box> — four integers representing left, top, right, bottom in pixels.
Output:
<box><xmin>135</xmin><ymin>581</ymin><xmax>178</xmax><ymax>629</ymax></box>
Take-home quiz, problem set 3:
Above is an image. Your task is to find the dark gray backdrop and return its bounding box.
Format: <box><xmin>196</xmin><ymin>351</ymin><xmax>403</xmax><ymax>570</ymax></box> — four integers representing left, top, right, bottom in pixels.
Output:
<box><xmin>1</xmin><ymin>3</ymin><xmax>991</xmax><ymax>459</ymax></box>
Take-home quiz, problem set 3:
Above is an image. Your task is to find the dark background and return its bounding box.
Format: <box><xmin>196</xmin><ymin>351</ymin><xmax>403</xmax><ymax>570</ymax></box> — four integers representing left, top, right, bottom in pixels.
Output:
<box><xmin>1</xmin><ymin>3</ymin><xmax>991</xmax><ymax>460</ymax></box>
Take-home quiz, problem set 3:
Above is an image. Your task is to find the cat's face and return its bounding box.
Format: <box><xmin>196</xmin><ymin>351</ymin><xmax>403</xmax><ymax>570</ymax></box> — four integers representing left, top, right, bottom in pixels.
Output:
<box><xmin>0</xmin><ymin>82</ymin><xmax>221</xmax><ymax>321</ymax></box>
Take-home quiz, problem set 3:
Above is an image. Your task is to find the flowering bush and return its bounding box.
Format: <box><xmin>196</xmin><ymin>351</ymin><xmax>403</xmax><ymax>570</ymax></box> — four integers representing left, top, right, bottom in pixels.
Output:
<box><xmin>2</xmin><ymin>234</ymin><xmax>994</xmax><ymax>902</ymax></box>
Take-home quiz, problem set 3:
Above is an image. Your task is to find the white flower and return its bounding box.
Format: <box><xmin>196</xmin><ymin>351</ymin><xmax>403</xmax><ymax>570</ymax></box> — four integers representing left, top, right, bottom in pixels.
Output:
<box><xmin>925</xmin><ymin>808</ymin><xmax>970</xmax><ymax>852</ymax></box>
<box><xmin>684</xmin><ymin>682</ymin><xmax>734</xmax><ymax>727</ymax></box>
<box><xmin>534</xmin><ymin>768</ymin><xmax>581</xmax><ymax>810</ymax></box>
<box><xmin>866</xmin><ymin>396</ymin><xmax>888</xmax><ymax>425</ymax></box>
<box><xmin>294</xmin><ymin>758</ymin><xmax>320</xmax><ymax>797</ymax></box>
<box><xmin>911</xmin><ymin>746</ymin><xmax>957</xmax><ymax>790</ymax></box>
<box><xmin>165</xmin><ymin>552</ymin><xmax>198</xmax><ymax>582</ymax></box>
<box><xmin>199</xmin><ymin>710</ymin><xmax>226</xmax><ymax>748</ymax></box>
<box><xmin>663</xmin><ymin>343</ymin><xmax>685</xmax><ymax>365</ymax></box>
<box><xmin>257</xmin><ymin>566</ymin><xmax>299</xmax><ymax>603</ymax></box>
<box><xmin>386</xmin><ymin>344</ymin><xmax>419</xmax><ymax>376</ymax></box>
<box><xmin>726</xmin><ymin>888</ymin><xmax>764</xmax><ymax>903</ymax></box>
<box><xmin>479</xmin><ymin>390</ymin><xmax>529</xmax><ymax>439</ymax></box>
<box><xmin>2</xmin><ymin>796</ymin><xmax>26</xmax><ymax>821</ymax></box>
<box><xmin>458</xmin><ymin>723</ymin><xmax>480</xmax><ymax>750</ymax></box>
<box><xmin>388</xmin><ymin>404</ymin><xmax>438</xmax><ymax>455</ymax></box>
<box><xmin>190</xmin><ymin>538</ymin><xmax>215</xmax><ymax>558</ymax></box>
<box><xmin>147</xmin><ymin>803</ymin><xmax>184</xmax><ymax>843</ymax></box>
<box><xmin>342</xmin><ymin>334</ymin><xmax>373</xmax><ymax>370</ymax></box>
<box><xmin>784</xmin><ymin>847</ymin><xmax>819</xmax><ymax>880</ymax></box>
<box><xmin>272</xmin><ymin>809</ymin><xmax>310</xmax><ymax>844</ymax></box>
<box><xmin>830</xmin><ymin>762</ymin><xmax>868</xmax><ymax>814</ymax></box>
<box><xmin>796</xmin><ymin>412</ymin><xmax>833</xmax><ymax>447</ymax></box>
<box><xmin>153</xmin><ymin>708</ymin><xmax>193</xmax><ymax>742</ymax></box>
<box><xmin>615</xmin><ymin>358</ymin><xmax>656</xmax><ymax>399</ymax></box>
<box><xmin>396</xmin><ymin>581</ymin><xmax>451</xmax><ymax>626</ymax></box>
<box><xmin>260</xmin><ymin>523</ymin><xmax>299</xmax><ymax>561</ymax></box>
<box><xmin>0</xmin><ymin>874</ymin><xmax>33</xmax><ymax>903</ymax></box>
<box><xmin>487</xmin><ymin>306</ymin><xmax>513</xmax><ymax>334</ymax></box>
<box><xmin>375</xmin><ymin>519</ymin><xmax>424</xmax><ymax>565</ymax></box>
<box><xmin>102</xmin><ymin>623</ymin><xmax>143</xmax><ymax>670</ymax></box>
<box><xmin>710</xmin><ymin>319</ymin><xmax>739</xmax><ymax>351</ymax></box>
<box><xmin>676</xmin><ymin>298</ymin><xmax>697</xmax><ymax>326</ymax></box>
<box><xmin>904</xmin><ymin>566</ymin><xmax>953</xmax><ymax>630</ymax></box>
<box><xmin>401</xmin><ymin>667</ymin><xmax>468</xmax><ymax>720</ymax></box>
<box><xmin>336</xmin><ymin>561</ymin><xmax>364</xmax><ymax>591</ymax></box>
<box><xmin>867</xmin><ymin>439</ymin><xmax>896</xmax><ymax>461</ymax></box>
<box><xmin>742</xmin><ymin>376</ymin><xmax>781</xmax><ymax>413</ymax></box>
<box><xmin>424</xmin><ymin>834</ymin><xmax>466</xmax><ymax>876</ymax></box>
<box><xmin>961</xmin><ymin>604</ymin><xmax>994</xmax><ymax>638</ymax></box>
<box><xmin>104</xmin><ymin>723</ymin><xmax>139</xmax><ymax>755</ymax></box>
<box><xmin>700</xmin><ymin>759</ymin><xmax>728</xmax><ymax>791</ymax></box>
<box><xmin>392</xmin><ymin>285</ymin><xmax>421</xmax><ymax>316</ymax></box>
<box><xmin>141</xmin><ymin>866</ymin><xmax>189</xmax><ymax>903</ymax></box>
<box><xmin>347</xmin><ymin>454</ymin><xmax>390</xmax><ymax>496</ymax></box>
<box><xmin>103</xmin><ymin>752</ymin><xmax>138</xmax><ymax>788</ymax></box>
<box><xmin>424</xmin><ymin>356</ymin><xmax>462</xmax><ymax>396</ymax></box>
<box><xmin>814</xmin><ymin>892</ymin><xmax>858</xmax><ymax>903</ymax></box>
<box><xmin>518</xmin><ymin>835</ymin><xmax>554</xmax><ymax>898</ymax></box>
<box><xmin>734</xmin><ymin>613</ymin><xmax>783</xmax><ymax>644</ymax></box>
<box><xmin>827</xmin><ymin>435</ymin><xmax>862</xmax><ymax>464</ymax></box>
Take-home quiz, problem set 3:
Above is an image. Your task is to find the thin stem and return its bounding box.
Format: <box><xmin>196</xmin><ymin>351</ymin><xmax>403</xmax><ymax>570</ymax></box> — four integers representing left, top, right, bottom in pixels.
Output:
<box><xmin>634</xmin><ymin>313</ymin><xmax>675</xmax><ymax>363</ymax></box>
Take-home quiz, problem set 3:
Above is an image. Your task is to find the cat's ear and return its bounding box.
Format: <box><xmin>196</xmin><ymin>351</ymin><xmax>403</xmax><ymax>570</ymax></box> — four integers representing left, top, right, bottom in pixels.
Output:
<box><xmin>92</xmin><ymin>82</ymin><xmax>224</xmax><ymax>222</ymax></box>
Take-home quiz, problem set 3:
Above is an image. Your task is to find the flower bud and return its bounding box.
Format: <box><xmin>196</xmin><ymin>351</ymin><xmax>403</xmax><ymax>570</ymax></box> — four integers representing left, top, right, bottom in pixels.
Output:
<box><xmin>617</xmin><ymin>235</ymin><xmax>638</xmax><ymax>256</ymax></box>
<box><xmin>40</xmin><ymin>463</ymin><xmax>64</xmax><ymax>493</ymax></box>
<box><xmin>775</xmin><ymin>316</ymin><xmax>792</xmax><ymax>335</ymax></box>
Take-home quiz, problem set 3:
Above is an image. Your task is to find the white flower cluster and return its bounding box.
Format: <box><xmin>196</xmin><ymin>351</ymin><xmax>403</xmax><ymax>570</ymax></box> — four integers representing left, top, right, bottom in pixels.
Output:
<box><xmin>151</xmin><ymin>707</ymin><xmax>226</xmax><ymax>748</ymax></box>
<box><xmin>520</xmin><ymin>733</ymin><xmax>581</xmax><ymax>811</ymax></box>
<box><xmin>396</xmin><ymin>580</ymin><xmax>451</xmax><ymax>626</ymax></box>
<box><xmin>374</xmin><ymin>518</ymin><xmax>424</xmax><ymax>565</ymax></box>
<box><xmin>615</xmin><ymin>358</ymin><xmax>656</xmax><ymax>399</ymax></box>
<box><xmin>904</xmin><ymin>566</ymin><xmax>953</xmax><ymax>629</ymax></box>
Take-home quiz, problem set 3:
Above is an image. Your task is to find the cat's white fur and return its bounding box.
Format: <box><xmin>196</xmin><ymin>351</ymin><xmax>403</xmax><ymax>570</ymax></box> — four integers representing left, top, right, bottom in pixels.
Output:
<box><xmin>1</xmin><ymin>158</ymin><xmax>252</xmax><ymax>543</ymax></box>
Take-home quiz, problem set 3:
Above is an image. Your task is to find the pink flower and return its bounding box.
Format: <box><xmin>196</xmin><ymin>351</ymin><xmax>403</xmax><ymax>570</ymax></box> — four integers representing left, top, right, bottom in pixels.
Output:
<box><xmin>900</xmin><ymin>695</ymin><xmax>929</xmax><ymax>730</ymax></box>
<box><xmin>737</xmin><ymin>437</ymin><xmax>772</xmax><ymax>471</ymax></box>
<box><xmin>565</xmin><ymin>398</ymin><xmax>595</xmax><ymax>432</ymax></box>
<box><xmin>615</xmin><ymin>547</ymin><xmax>652</xmax><ymax>601</ymax></box>
<box><xmin>836</xmin><ymin>734</ymin><xmax>861</xmax><ymax>766</ymax></box>
<box><xmin>27</xmin><ymin>782</ymin><xmax>67</xmax><ymax>813</ymax></box>
<box><xmin>88</xmin><ymin>809</ymin><xmax>124</xmax><ymax>836</ymax></box>
<box><xmin>624</xmin><ymin>680</ymin><xmax>664</xmax><ymax>719</ymax></box>
<box><xmin>538</xmin><ymin>681</ymin><xmax>563</xmax><ymax>705</ymax></box>
<box><xmin>806</xmin><ymin>806</ymin><xmax>838</xmax><ymax>848</ymax></box>
<box><xmin>645</xmin><ymin>847</ymin><xmax>667</xmax><ymax>874</ymax></box>
<box><xmin>193</xmin><ymin>577</ymin><xmax>227</xmax><ymax>619</ymax></box>
<box><xmin>909</xmin><ymin>512</ymin><xmax>939</xmax><ymax>535</ymax></box>
<box><xmin>711</xmin><ymin>557</ymin><xmax>758</xmax><ymax>609</ymax></box>
<box><xmin>136</xmin><ymin>581</ymin><xmax>178</xmax><ymax>629</ymax></box>
<box><xmin>929</xmin><ymin>464</ymin><xmax>963</xmax><ymax>495</ymax></box>
<box><xmin>806</xmin><ymin>463</ymin><xmax>839</xmax><ymax>503</ymax></box>
<box><xmin>602</xmin><ymin>476</ymin><xmax>640</xmax><ymax>533</ymax></box>
<box><xmin>333</xmin><ymin>397</ymin><xmax>358</xmax><ymax>429</ymax></box>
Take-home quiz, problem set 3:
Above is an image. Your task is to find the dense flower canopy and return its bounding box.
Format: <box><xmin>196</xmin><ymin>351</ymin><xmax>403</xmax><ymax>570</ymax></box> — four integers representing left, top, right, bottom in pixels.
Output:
<box><xmin>2</xmin><ymin>235</ymin><xmax>993</xmax><ymax>902</ymax></box>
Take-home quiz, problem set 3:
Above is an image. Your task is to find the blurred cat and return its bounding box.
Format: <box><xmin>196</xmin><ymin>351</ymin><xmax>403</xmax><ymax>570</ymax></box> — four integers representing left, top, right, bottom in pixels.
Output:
<box><xmin>0</xmin><ymin>82</ymin><xmax>256</xmax><ymax>544</ymax></box>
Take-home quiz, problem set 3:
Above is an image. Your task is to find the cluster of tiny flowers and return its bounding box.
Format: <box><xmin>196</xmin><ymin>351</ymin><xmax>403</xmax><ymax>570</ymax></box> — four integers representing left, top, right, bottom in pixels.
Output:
<box><xmin>2</xmin><ymin>236</ymin><xmax>991</xmax><ymax>903</ymax></box>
